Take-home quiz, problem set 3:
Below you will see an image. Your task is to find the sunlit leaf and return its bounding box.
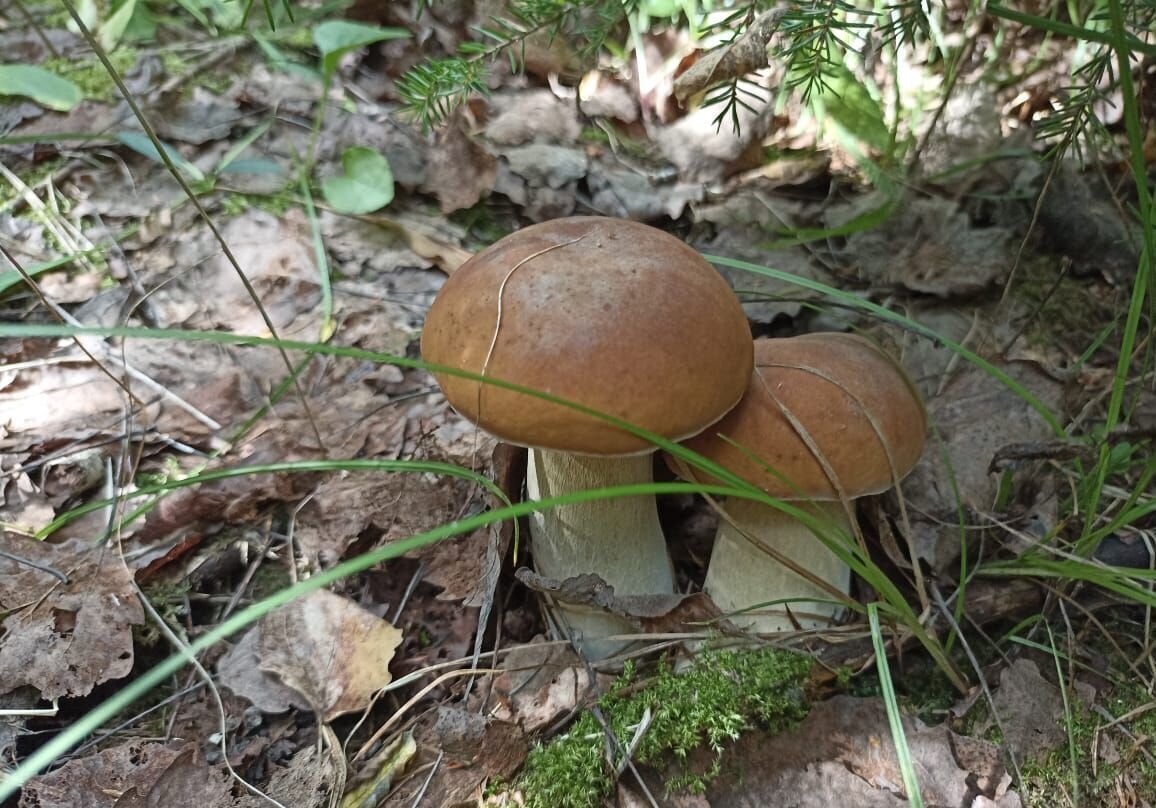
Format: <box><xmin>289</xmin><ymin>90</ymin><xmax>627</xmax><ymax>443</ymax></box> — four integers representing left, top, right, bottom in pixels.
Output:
<box><xmin>321</xmin><ymin>146</ymin><xmax>394</xmax><ymax>214</ymax></box>
<box><xmin>0</xmin><ymin>65</ymin><xmax>82</xmax><ymax>111</ymax></box>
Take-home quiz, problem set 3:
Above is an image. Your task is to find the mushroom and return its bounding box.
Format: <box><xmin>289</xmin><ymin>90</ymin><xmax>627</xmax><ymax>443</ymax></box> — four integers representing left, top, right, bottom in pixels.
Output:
<box><xmin>421</xmin><ymin>217</ymin><xmax>752</xmax><ymax>658</ymax></box>
<box><xmin>671</xmin><ymin>333</ymin><xmax>926</xmax><ymax>633</ymax></box>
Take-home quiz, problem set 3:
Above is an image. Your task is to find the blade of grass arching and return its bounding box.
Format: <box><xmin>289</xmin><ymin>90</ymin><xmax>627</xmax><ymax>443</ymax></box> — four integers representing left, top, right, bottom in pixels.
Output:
<box><xmin>758</xmin><ymin>190</ymin><xmax>900</xmax><ymax>249</ymax></box>
<box><xmin>980</xmin><ymin>556</ymin><xmax>1156</xmax><ymax>608</ymax></box>
<box><xmin>0</xmin><ymin>322</ymin><xmax>767</xmax><ymax>501</ymax></box>
<box><xmin>35</xmin><ymin>459</ymin><xmax>510</xmax><ymax>538</ymax></box>
<box><xmin>0</xmin><ymin>252</ymin><xmax>84</xmax><ymax>296</ymax></box>
<box><xmin>297</xmin><ymin>170</ymin><xmax>335</xmax><ymax>341</ymax></box>
<box><xmin>868</xmin><ymin>603</ymin><xmax>924</xmax><ymax>808</ymax></box>
<box><xmin>987</xmin><ymin>3</ymin><xmax>1156</xmax><ymax>55</ymax></box>
<box><xmin>0</xmin><ymin>321</ymin><xmax>970</xmax><ymax>689</ymax></box>
<box><xmin>0</xmin><ymin>478</ymin><xmax>745</xmax><ymax>800</ymax></box>
<box><xmin>214</xmin><ymin>120</ymin><xmax>273</xmax><ymax>175</ymax></box>
<box><xmin>1077</xmin><ymin>0</ymin><xmax>1155</xmax><ymax>555</ymax></box>
<box><xmin>706</xmin><ymin>255</ymin><xmax>1064</xmax><ymax>435</ymax></box>
<box><xmin>59</xmin><ymin>0</ymin><xmax>328</xmax><ymax>454</ymax></box>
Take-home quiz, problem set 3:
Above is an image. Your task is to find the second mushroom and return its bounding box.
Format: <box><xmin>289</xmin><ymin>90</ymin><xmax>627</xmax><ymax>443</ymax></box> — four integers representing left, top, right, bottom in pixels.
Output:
<box><xmin>671</xmin><ymin>333</ymin><xmax>927</xmax><ymax>633</ymax></box>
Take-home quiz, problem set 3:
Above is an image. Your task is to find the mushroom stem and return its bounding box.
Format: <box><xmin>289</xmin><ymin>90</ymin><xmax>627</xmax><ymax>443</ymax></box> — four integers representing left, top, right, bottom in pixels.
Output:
<box><xmin>703</xmin><ymin>498</ymin><xmax>852</xmax><ymax>633</ymax></box>
<box><xmin>526</xmin><ymin>449</ymin><xmax>674</xmax><ymax>658</ymax></box>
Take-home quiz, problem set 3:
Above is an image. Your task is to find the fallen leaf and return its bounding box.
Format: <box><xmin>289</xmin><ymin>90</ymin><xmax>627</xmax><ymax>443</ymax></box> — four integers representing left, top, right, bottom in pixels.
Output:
<box><xmin>516</xmin><ymin>569</ymin><xmax>727</xmax><ymax>636</ymax></box>
<box><xmin>484</xmin><ymin>89</ymin><xmax>582</xmax><ymax>145</ymax></box>
<box><xmin>672</xmin><ymin>9</ymin><xmax>787</xmax><ymax>105</ymax></box>
<box><xmin>838</xmin><ymin>196</ymin><xmax>1012</xmax><ymax>296</ymax></box>
<box><xmin>20</xmin><ymin>740</ymin><xmax>190</xmax><ymax>808</ymax></box>
<box><xmin>676</xmin><ymin>696</ymin><xmax>1022</xmax><ymax>807</ymax></box>
<box><xmin>387</xmin><ymin>710</ymin><xmax>526</xmax><ymax>808</ymax></box>
<box><xmin>901</xmin><ymin>357</ymin><xmax>1064</xmax><ymax>570</ymax></box>
<box><xmin>257</xmin><ymin>589</ymin><xmax>403</xmax><ymax>721</ymax></box>
<box><xmin>487</xmin><ymin>639</ymin><xmax>593</xmax><ymax>734</ymax></box>
<box><xmin>217</xmin><ymin>626</ymin><xmax>309</xmax><ymax>715</ymax></box>
<box><xmin>422</xmin><ymin>116</ymin><xmax>496</xmax><ymax>214</ymax></box>
<box><xmin>985</xmin><ymin>658</ymin><xmax>1094</xmax><ymax>764</ymax></box>
<box><xmin>0</xmin><ymin>534</ymin><xmax>143</xmax><ymax>700</ymax></box>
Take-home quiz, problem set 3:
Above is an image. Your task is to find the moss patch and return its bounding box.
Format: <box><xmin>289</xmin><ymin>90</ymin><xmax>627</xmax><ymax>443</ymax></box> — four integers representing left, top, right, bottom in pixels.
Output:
<box><xmin>43</xmin><ymin>47</ymin><xmax>140</xmax><ymax>100</ymax></box>
<box><xmin>1019</xmin><ymin>677</ymin><xmax>1156</xmax><ymax>805</ymax></box>
<box><xmin>516</xmin><ymin>646</ymin><xmax>813</xmax><ymax>808</ymax></box>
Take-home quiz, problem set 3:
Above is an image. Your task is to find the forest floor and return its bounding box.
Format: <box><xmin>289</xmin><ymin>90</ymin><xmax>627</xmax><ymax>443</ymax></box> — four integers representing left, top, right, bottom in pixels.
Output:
<box><xmin>1</xmin><ymin>3</ymin><xmax>1155</xmax><ymax>807</ymax></box>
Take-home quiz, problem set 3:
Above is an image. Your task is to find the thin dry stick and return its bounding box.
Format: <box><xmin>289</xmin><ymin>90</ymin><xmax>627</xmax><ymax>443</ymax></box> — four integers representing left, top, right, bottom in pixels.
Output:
<box><xmin>351</xmin><ymin>668</ymin><xmax>501</xmax><ymax>764</ymax></box>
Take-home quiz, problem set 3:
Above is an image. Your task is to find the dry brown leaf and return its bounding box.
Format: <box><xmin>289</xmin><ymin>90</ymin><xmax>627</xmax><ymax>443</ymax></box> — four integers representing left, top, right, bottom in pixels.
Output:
<box><xmin>837</xmin><ymin>196</ymin><xmax>1012</xmax><ymax>296</ymax></box>
<box><xmin>487</xmin><ymin>640</ymin><xmax>594</xmax><ymax>734</ymax></box>
<box><xmin>683</xmin><ymin>696</ymin><xmax>1022</xmax><ymax>807</ymax></box>
<box><xmin>423</xmin><ymin>117</ymin><xmax>497</xmax><ymax>214</ymax></box>
<box><xmin>217</xmin><ymin>626</ymin><xmax>309</xmax><ymax>715</ymax></box>
<box><xmin>257</xmin><ymin>589</ymin><xmax>402</xmax><ymax>721</ymax></box>
<box><xmin>672</xmin><ymin>8</ymin><xmax>788</xmax><ymax>105</ymax></box>
<box><xmin>484</xmin><ymin>89</ymin><xmax>582</xmax><ymax>146</ymax></box>
<box><xmin>901</xmin><ymin>357</ymin><xmax>1064</xmax><ymax>570</ymax></box>
<box><xmin>0</xmin><ymin>534</ymin><xmax>143</xmax><ymax>700</ymax></box>
<box><xmin>20</xmin><ymin>741</ymin><xmax>192</xmax><ymax>808</ymax></box>
<box><xmin>517</xmin><ymin>568</ymin><xmax>727</xmax><ymax>636</ymax></box>
<box><xmin>238</xmin><ymin>743</ymin><xmax>340</xmax><ymax>808</ymax></box>
<box><xmin>985</xmin><ymin>658</ymin><xmax>1094</xmax><ymax>764</ymax></box>
<box><xmin>111</xmin><ymin>744</ymin><xmax>235</xmax><ymax>808</ymax></box>
<box><xmin>180</xmin><ymin>209</ymin><xmax>321</xmax><ymax>337</ymax></box>
<box><xmin>387</xmin><ymin>708</ymin><xmax>527</xmax><ymax>808</ymax></box>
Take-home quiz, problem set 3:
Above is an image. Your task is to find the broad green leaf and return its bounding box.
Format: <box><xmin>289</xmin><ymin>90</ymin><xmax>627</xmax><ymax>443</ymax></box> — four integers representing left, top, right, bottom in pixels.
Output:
<box><xmin>817</xmin><ymin>64</ymin><xmax>893</xmax><ymax>157</ymax></box>
<box><xmin>0</xmin><ymin>65</ymin><xmax>82</xmax><ymax>111</ymax></box>
<box><xmin>99</xmin><ymin>0</ymin><xmax>137</xmax><ymax>51</ymax></box>
<box><xmin>116</xmin><ymin>131</ymin><xmax>206</xmax><ymax>181</ymax></box>
<box><xmin>321</xmin><ymin>146</ymin><xmax>394</xmax><ymax>214</ymax></box>
<box><xmin>312</xmin><ymin>21</ymin><xmax>409</xmax><ymax>78</ymax></box>
<box><xmin>219</xmin><ymin>158</ymin><xmax>283</xmax><ymax>175</ymax></box>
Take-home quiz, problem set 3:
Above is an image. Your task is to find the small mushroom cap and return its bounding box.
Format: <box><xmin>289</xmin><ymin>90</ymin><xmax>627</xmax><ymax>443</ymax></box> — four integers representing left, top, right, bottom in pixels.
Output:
<box><xmin>421</xmin><ymin>217</ymin><xmax>753</xmax><ymax>455</ymax></box>
<box><xmin>674</xmin><ymin>333</ymin><xmax>926</xmax><ymax>498</ymax></box>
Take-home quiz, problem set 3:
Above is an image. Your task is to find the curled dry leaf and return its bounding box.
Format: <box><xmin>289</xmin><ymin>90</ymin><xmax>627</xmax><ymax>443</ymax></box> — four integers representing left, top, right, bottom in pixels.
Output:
<box><xmin>256</xmin><ymin>589</ymin><xmax>403</xmax><ymax>722</ymax></box>
<box><xmin>0</xmin><ymin>534</ymin><xmax>143</xmax><ymax>701</ymax></box>
<box><xmin>672</xmin><ymin>8</ymin><xmax>789</xmax><ymax>105</ymax></box>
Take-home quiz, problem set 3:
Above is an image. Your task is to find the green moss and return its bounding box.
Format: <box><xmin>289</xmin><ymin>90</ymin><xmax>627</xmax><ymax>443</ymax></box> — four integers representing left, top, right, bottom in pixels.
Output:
<box><xmin>516</xmin><ymin>647</ymin><xmax>813</xmax><ymax>808</ymax></box>
<box><xmin>1019</xmin><ymin>678</ymin><xmax>1156</xmax><ymax>805</ymax></box>
<box><xmin>218</xmin><ymin>190</ymin><xmax>294</xmax><ymax>218</ymax></box>
<box><xmin>43</xmin><ymin>47</ymin><xmax>139</xmax><ymax>100</ymax></box>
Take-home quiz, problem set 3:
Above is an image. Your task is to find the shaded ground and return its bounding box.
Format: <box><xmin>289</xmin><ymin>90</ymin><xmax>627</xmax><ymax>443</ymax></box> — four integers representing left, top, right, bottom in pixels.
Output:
<box><xmin>1</xmin><ymin>3</ymin><xmax>1155</xmax><ymax>807</ymax></box>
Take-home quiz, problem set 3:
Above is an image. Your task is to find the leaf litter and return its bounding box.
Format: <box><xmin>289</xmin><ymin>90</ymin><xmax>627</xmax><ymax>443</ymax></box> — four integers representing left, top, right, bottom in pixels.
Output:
<box><xmin>1</xmin><ymin>5</ymin><xmax>1152</xmax><ymax>807</ymax></box>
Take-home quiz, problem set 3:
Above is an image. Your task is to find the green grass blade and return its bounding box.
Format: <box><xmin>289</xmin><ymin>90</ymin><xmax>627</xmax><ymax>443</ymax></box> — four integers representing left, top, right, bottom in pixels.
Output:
<box><xmin>868</xmin><ymin>603</ymin><xmax>924</xmax><ymax>808</ymax></box>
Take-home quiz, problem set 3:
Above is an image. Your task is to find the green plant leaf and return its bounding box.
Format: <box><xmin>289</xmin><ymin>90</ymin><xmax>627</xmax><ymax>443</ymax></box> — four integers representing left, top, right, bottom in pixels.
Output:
<box><xmin>818</xmin><ymin>64</ymin><xmax>893</xmax><ymax>157</ymax></box>
<box><xmin>321</xmin><ymin>146</ymin><xmax>394</xmax><ymax>214</ymax></box>
<box><xmin>116</xmin><ymin>131</ymin><xmax>205</xmax><ymax>181</ymax></box>
<box><xmin>312</xmin><ymin>20</ymin><xmax>410</xmax><ymax>78</ymax></box>
<box><xmin>0</xmin><ymin>65</ymin><xmax>82</xmax><ymax>111</ymax></box>
<box><xmin>99</xmin><ymin>0</ymin><xmax>137</xmax><ymax>51</ymax></box>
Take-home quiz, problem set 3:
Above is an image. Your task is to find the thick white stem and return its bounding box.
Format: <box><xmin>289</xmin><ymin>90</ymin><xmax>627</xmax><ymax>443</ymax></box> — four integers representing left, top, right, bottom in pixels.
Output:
<box><xmin>526</xmin><ymin>449</ymin><xmax>674</xmax><ymax>659</ymax></box>
<box><xmin>703</xmin><ymin>499</ymin><xmax>852</xmax><ymax>633</ymax></box>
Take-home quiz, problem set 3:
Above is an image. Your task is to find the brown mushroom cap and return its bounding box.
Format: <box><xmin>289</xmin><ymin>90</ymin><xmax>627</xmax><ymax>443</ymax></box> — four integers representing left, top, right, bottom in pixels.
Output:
<box><xmin>675</xmin><ymin>333</ymin><xmax>926</xmax><ymax>497</ymax></box>
<box><xmin>421</xmin><ymin>217</ymin><xmax>753</xmax><ymax>455</ymax></box>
